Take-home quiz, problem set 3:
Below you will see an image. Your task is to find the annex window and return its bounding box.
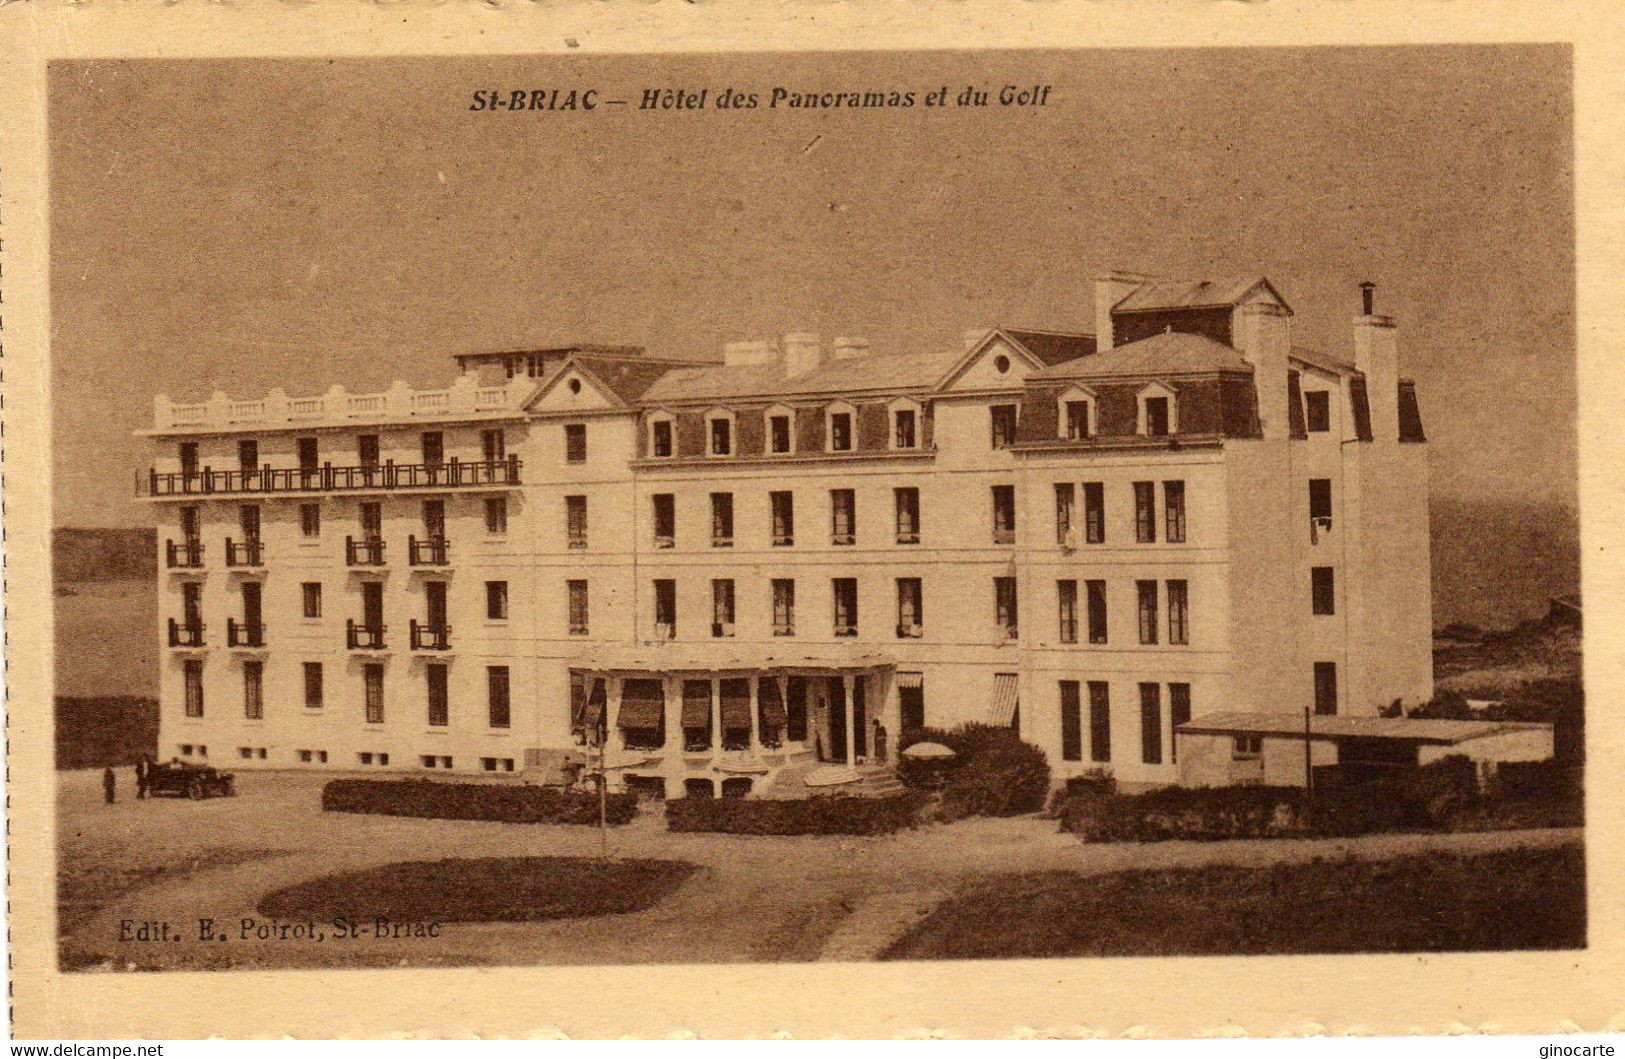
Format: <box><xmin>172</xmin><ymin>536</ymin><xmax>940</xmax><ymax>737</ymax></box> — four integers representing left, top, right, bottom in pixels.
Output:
<box><xmin>710</xmin><ymin>493</ymin><xmax>734</xmax><ymax>547</ymax></box>
<box><xmin>707</xmin><ymin>411</ymin><xmax>734</xmax><ymax>457</ymax></box>
<box><xmin>1088</xmin><ymin>681</ymin><xmax>1111</xmax><ymax>763</ymax></box>
<box><xmin>1140</xmin><ymin>682</ymin><xmax>1163</xmax><ymax>765</ymax></box>
<box><xmin>1087</xmin><ymin>579</ymin><xmax>1108</xmax><ymax>643</ymax></box>
<box><xmin>649</xmin><ymin>414</ymin><xmax>675</xmax><ymax>459</ymax></box>
<box><xmin>770</xmin><ymin>491</ymin><xmax>795</xmax><ymax>546</ymax></box>
<box><xmin>1312</xmin><ymin>566</ymin><xmax>1336</xmax><ymax>615</ymax></box>
<box><xmin>364</xmin><ymin>663</ymin><xmax>385</xmax><ymax>724</ymax></box>
<box><xmin>1305</xmin><ymin>390</ymin><xmax>1331</xmax><ymax>433</ymax></box>
<box><xmin>1055</xmin><ymin>483</ymin><xmax>1076</xmax><ymax>545</ymax></box>
<box><xmin>303</xmin><ymin>662</ymin><xmax>323</xmax><ymax>709</ymax></box>
<box><xmin>1084</xmin><ymin>482</ymin><xmax>1105</xmax><ymax>544</ymax></box>
<box><xmin>894</xmin><ymin>488</ymin><xmax>920</xmax><ymax>544</ymax></box>
<box><xmin>832</xmin><ymin>578</ymin><xmax>859</xmax><ymax>637</ymax></box>
<box><xmin>566</xmin><ymin>495</ymin><xmax>588</xmax><ymax>549</ymax></box>
<box><xmin>712</xmin><ymin>580</ymin><xmax>736</xmax><ymax>638</ymax></box>
<box><xmin>301</xmin><ymin>582</ymin><xmax>322</xmax><ymax>619</ymax></box>
<box><xmin>421</xmin><ymin>431</ymin><xmax>444</xmax><ymax>468</ymax></box>
<box><xmin>1164</xmin><ymin>481</ymin><xmax>1186</xmax><ymax>543</ymax></box>
<box><xmin>564</xmin><ymin>423</ymin><xmax>587</xmax><ymax>464</ymax></box>
<box><xmin>992</xmin><ymin>485</ymin><xmax>1016</xmax><ymax>545</ymax></box>
<box><xmin>1314</xmin><ymin>661</ymin><xmax>1339</xmax><ymax>716</ymax></box>
<box><xmin>485</xmin><ymin>580</ymin><xmax>509</xmax><ymax>621</ymax></box>
<box><xmin>1309</xmin><ymin>478</ymin><xmax>1334</xmax><ymax>521</ymax></box>
<box><xmin>1137</xmin><ymin>580</ymin><xmax>1159</xmax><ymax>645</ymax></box>
<box><xmin>772</xmin><ymin>579</ymin><xmax>796</xmax><ymax>637</ymax></box>
<box><xmin>995</xmin><ymin>576</ymin><xmax>1018</xmax><ymax>640</ymax></box>
<box><xmin>830</xmin><ymin>489</ymin><xmax>856</xmax><ymax>546</ymax></box>
<box><xmin>243</xmin><ymin>660</ymin><xmax>264</xmax><ymax>720</ymax></box>
<box><xmin>652</xmin><ymin>494</ymin><xmax>676</xmax><ymax>548</ymax></box>
<box><xmin>990</xmin><ymin>404</ymin><xmax>1019</xmax><ymax>449</ymax></box>
<box><xmin>1167</xmin><ymin>580</ymin><xmax>1189</xmax><ymax>645</ymax></box>
<box><xmin>892</xmin><ymin>406</ymin><xmax>918</xmax><ymax>449</ymax></box>
<box><xmin>488</xmin><ymin>666</ymin><xmax>511</xmax><ymax>729</ymax></box>
<box><xmin>1060</xmin><ymin>681</ymin><xmax>1083</xmax><ymax>762</ymax></box>
<box><xmin>1134</xmin><ymin>482</ymin><xmax>1156</xmax><ymax>543</ymax></box>
<box><xmin>827</xmin><ymin>405</ymin><xmax>854</xmax><ymax>453</ymax></box>
<box><xmin>427</xmin><ymin>663</ymin><xmax>449</xmax><ymax>727</ymax></box>
<box><xmin>896</xmin><ymin>578</ymin><xmax>923</xmax><ymax>638</ymax></box>
<box><xmin>767</xmin><ymin>410</ymin><xmax>794</xmax><ymax>455</ymax></box>
<box><xmin>1233</xmin><ymin>735</ymin><xmax>1263</xmax><ymax>760</ymax></box>
<box><xmin>567</xmin><ymin>580</ymin><xmax>589</xmax><ymax>636</ymax></box>
<box><xmin>300</xmin><ymin>503</ymin><xmax>321</xmax><ymax>539</ymax></box>
<box><xmin>1138</xmin><ymin>384</ymin><xmax>1177</xmax><ymax>436</ymax></box>
<box><xmin>1170</xmin><ymin>683</ymin><xmax>1192</xmax><ymax>763</ymax></box>
<box><xmin>485</xmin><ymin>497</ymin><xmax>508</xmax><ymax>535</ymax></box>
<box><xmin>1057</xmin><ymin>580</ymin><xmax>1079</xmax><ymax>644</ymax></box>
<box><xmin>654</xmin><ymin>579</ymin><xmax>677</xmax><ymax>639</ymax></box>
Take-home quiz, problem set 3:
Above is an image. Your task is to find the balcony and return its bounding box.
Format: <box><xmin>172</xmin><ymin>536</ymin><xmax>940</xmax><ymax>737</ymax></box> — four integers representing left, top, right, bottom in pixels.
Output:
<box><xmin>167</xmin><ymin>619</ymin><xmax>206</xmax><ymax>647</ymax></box>
<box><xmin>831</xmin><ymin>532</ymin><xmax>856</xmax><ymax>546</ymax></box>
<box><xmin>833</xmin><ymin>623</ymin><xmax>857</xmax><ymax>638</ymax></box>
<box><xmin>226</xmin><ymin>618</ymin><xmax>266</xmax><ymax>648</ymax></box>
<box><xmin>166</xmin><ymin>539</ymin><xmax>205</xmax><ymax>569</ymax></box>
<box><xmin>896</xmin><ymin>623</ymin><xmax>923</xmax><ymax>639</ymax></box>
<box><xmin>652</xmin><ymin>621</ymin><xmax>675</xmax><ymax>641</ymax></box>
<box><xmin>992</xmin><ymin>527</ymin><xmax>1016</xmax><ymax>546</ymax></box>
<box><xmin>346</xmin><ymin>536</ymin><xmax>386</xmax><ymax>567</ymax></box>
<box><xmin>653</xmin><ymin>534</ymin><xmax>675</xmax><ymax>550</ymax></box>
<box><xmin>408</xmin><ymin>535</ymin><xmax>450</xmax><ymax>566</ymax></box>
<box><xmin>409</xmin><ymin>620</ymin><xmax>452</xmax><ymax>651</ymax></box>
<box><xmin>895</xmin><ymin>530</ymin><xmax>920</xmax><ymax>545</ymax></box>
<box><xmin>346</xmin><ymin>620</ymin><xmax>388</xmax><ymax>650</ymax></box>
<box><xmin>773</xmin><ymin>623</ymin><xmax>794</xmax><ymax>637</ymax></box>
<box><xmin>224</xmin><ymin>537</ymin><xmax>264</xmax><ymax>568</ymax></box>
<box><xmin>711</xmin><ymin>622</ymin><xmax>735</xmax><ymax>639</ymax></box>
<box><xmin>142</xmin><ymin>456</ymin><xmax>523</xmax><ymax>498</ymax></box>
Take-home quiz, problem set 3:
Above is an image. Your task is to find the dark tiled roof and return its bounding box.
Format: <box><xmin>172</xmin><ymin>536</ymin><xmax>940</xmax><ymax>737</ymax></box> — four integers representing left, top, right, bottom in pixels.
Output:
<box><xmin>1001</xmin><ymin>329</ymin><xmax>1097</xmax><ymax>366</ymax></box>
<box><xmin>1113</xmin><ymin>276</ymin><xmax>1286</xmax><ymax>314</ymax></box>
<box><xmin>1029</xmin><ymin>331</ymin><xmax>1253</xmax><ymax>381</ymax></box>
<box><xmin>573</xmin><ymin>356</ymin><xmax>680</xmax><ymax>404</ymax></box>
<box><xmin>641</xmin><ymin>347</ymin><xmax>962</xmax><ymax>404</ymax></box>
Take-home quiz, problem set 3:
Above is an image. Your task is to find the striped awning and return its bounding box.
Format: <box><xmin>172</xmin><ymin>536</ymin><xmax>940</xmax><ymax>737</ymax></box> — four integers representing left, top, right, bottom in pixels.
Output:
<box><xmin>758</xmin><ymin>678</ymin><xmax>788</xmax><ymax>726</ymax></box>
<box><xmin>988</xmin><ymin>673</ymin><xmax>1020</xmax><ymax>727</ymax></box>
<box><xmin>681</xmin><ymin>680</ymin><xmax>713</xmax><ymax>728</ymax></box>
<box><xmin>616</xmin><ymin>678</ymin><xmax>665</xmax><ymax>729</ymax></box>
<box><xmin>896</xmin><ymin>671</ymin><xmax>924</xmax><ymax>690</ymax></box>
<box><xmin>719</xmin><ymin>679</ymin><xmax>752</xmax><ymax>729</ymax></box>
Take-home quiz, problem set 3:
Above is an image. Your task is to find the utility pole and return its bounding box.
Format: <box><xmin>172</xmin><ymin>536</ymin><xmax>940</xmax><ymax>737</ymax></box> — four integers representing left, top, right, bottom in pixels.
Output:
<box><xmin>1304</xmin><ymin>706</ymin><xmax>1314</xmax><ymax>796</ymax></box>
<box><xmin>598</xmin><ymin>711</ymin><xmax>609</xmax><ymax>858</ymax></box>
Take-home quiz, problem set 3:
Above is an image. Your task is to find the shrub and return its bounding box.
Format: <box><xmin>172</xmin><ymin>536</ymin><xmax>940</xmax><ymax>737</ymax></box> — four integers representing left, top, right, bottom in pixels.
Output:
<box><xmin>322</xmin><ymin>779</ymin><xmax>638</xmax><ymax>826</ymax></box>
<box><xmin>1494</xmin><ymin>759</ymin><xmax>1582</xmax><ymax>801</ymax></box>
<box><xmin>664</xmin><ymin>792</ymin><xmax>925</xmax><ymax>835</ymax></box>
<box><xmin>898</xmin><ymin>724</ymin><xmax>1051</xmax><ymax>820</ymax></box>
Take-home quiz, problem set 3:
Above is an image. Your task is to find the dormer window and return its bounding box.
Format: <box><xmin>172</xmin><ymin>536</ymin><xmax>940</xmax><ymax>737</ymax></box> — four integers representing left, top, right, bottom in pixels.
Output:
<box><xmin>888</xmin><ymin>398</ymin><xmax>922</xmax><ymax>450</ymax></box>
<box><xmin>1137</xmin><ymin>383</ymin><xmax>1178</xmax><ymax>437</ymax></box>
<box><xmin>648</xmin><ymin>412</ymin><xmax>675</xmax><ymax>458</ymax></box>
<box><xmin>765</xmin><ymin>405</ymin><xmax>795</xmax><ymax>455</ymax></box>
<box><xmin>827</xmin><ymin>402</ymin><xmax>855</xmax><ymax>453</ymax></box>
<box><xmin>1057</xmin><ymin>387</ymin><xmax>1096</xmax><ymax>440</ymax></box>
<box><xmin>706</xmin><ymin>410</ymin><xmax>735</xmax><ymax>457</ymax></box>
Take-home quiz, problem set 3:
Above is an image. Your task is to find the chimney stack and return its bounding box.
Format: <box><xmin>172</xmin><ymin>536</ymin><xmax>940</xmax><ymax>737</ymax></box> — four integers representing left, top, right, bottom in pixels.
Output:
<box><xmin>1094</xmin><ymin>270</ymin><xmax>1155</xmax><ymax>349</ymax></box>
<box><xmin>1354</xmin><ymin>286</ymin><xmax>1399</xmax><ymax>442</ymax></box>
<box><xmin>782</xmin><ymin>332</ymin><xmax>825</xmax><ymax>379</ymax></box>
<box><xmin>723</xmin><ymin>339</ymin><xmax>779</xmax><ymax>367</ymax></box>
<box><xmin>832</xmin><ymin>336</ymin><xmax>870</xmax><ymax>360</ymax></box>
<box><xmin>1360</xmin><ymin>281</ymin><xmax>1376</xmax><ymax>316</ymax></box>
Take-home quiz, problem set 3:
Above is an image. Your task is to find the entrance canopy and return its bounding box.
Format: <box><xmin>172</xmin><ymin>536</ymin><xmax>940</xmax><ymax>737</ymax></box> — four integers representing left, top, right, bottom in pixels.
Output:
<box><xmin>570</xmin><ymin>644</ymin><xmax>898</xmax><ymax>675</ymax></box>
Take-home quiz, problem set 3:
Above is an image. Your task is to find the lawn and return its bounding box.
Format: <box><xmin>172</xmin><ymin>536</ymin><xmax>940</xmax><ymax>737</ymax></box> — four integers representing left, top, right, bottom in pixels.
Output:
<box><xmin>258</xmin><ymin>856</ymin><xmax>699</xmax><ymax>923</ymax></box>
<box><xmin>881</xmin><ymin>843</ymin><xmax>1585</xmax><ymax>960</ymax></box>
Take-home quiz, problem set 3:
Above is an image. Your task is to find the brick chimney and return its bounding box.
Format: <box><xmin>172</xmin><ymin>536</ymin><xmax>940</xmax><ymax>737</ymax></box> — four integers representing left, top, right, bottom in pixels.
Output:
<box><xmin>1353</xmin><ymin>283</ymin><xmax>1400</xmax><ymax>442</ymax></box>
<box><xmin>783</xmin><ymin>333</ymin><xmax>825</xmax><ymax>378</ymax></box>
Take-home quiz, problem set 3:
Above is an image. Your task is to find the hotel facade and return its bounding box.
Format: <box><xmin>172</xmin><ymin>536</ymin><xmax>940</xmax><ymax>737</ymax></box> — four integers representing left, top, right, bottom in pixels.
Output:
<box><xmin>141</xmin><ymin>272</ymin><xmax>1433</xmax><ymax>794</ymax></box>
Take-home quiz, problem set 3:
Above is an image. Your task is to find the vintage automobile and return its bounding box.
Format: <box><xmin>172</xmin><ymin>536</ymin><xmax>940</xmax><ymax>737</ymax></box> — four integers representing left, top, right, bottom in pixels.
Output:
<box><xmin>148</xmin><ymin>760</ymin><xmax>236</xmax><ymax>800</ymax></box>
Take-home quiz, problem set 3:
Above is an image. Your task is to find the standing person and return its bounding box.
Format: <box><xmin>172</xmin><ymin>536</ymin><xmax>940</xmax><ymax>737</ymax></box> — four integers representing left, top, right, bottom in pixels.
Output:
<box><xmin>135</xmin><ymin>757</ymin><xmax>149</xmax><ymax>800</ymax></box>
<box><xmin>874</xmin><ymin>721</ymin><xmax>888</xmax><ymax>765</ymax></box>
<box><xmin>102</xmin><ymin>766</ymin><xmax>116</xmax><ymax>805</ymax></box>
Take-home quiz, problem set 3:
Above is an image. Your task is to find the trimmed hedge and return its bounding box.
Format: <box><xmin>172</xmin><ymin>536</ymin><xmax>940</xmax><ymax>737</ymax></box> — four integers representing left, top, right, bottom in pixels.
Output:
<box><xmin>665</xmin><ymin>792</ymin><xmax>925</xmax><ymax>835</ymax></box>
<box><xmin>323</xmin><ymin>779</ymin><xmax>638</xmax><ymax>826</ymax></box>
<box><xmin>899</xmin><ymin>724</ymin><xmax>1052</xmax><ymax>820</ymax></box>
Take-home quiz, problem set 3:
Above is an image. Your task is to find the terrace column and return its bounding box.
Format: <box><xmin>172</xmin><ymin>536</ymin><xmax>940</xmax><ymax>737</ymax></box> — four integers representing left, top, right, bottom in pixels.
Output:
<box><xmin>608</xmin><ymin>676</ymin><xmax>624</xmax><ymax>750</ymax></box>
<box><xmin>710</xmin><ymin>675</ymin><xmax>722</xmax><ymax>754</ymax></box>
<box><xmin>747</xmin><ymin>675</ymin><xmax>761</xmax><ymax>754</ymax></box>
<box><xmin>842</xmin><ymin>673</ymin><xmax>856</xmax><ymax>767</ymax></box>
<box><xmin>661</xmin><ymin>674</ymin><xmax>680</xmax><ymax>752</ymax></box>
<box><xmin>776</xmin><ymin>673</ymin><xmax>791</xmax><ymax>748</ymax></box>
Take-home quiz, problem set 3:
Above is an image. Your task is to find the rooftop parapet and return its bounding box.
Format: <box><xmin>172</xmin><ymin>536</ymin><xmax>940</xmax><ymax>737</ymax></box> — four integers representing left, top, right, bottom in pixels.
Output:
<box><xmin>149</xmin><ymin>375</ymin><xmax>532</xmax><ymax>434</ymax></box>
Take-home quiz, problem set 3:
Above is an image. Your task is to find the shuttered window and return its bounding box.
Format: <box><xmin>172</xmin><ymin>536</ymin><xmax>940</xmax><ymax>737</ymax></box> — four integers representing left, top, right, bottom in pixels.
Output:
<box><xmin>1060</xmin><ymin>681</ymin><xmax>1083</xmax><ymax>762</ymax></box>
<box><xmin>1140</xmin><ymin>682</ymin><xmax>1163</xmax><ymax>765</ymax></box>
<box><xmin>1088</xmin><ymin>681</ymin><xmax>1111</xmax><ymax>763</ymax></box>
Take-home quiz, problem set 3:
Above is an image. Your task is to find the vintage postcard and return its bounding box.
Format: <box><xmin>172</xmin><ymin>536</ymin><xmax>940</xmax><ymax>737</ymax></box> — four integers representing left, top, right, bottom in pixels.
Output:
<box><xmin>2</xmin><ymin>0</ymin><xmax>1622</xmax><ymax>1041</ymax></box>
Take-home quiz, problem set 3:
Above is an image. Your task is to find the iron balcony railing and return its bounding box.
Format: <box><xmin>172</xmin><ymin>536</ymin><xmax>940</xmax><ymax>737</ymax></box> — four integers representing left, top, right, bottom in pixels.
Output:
<box><xmin>167</xmin><ymin>618</ymin><xmax>206</xmax><ymax>647</ymax></box>
<box><xmin>408</xmin><ymin>535</ymin><xmax>450</xmax><ymax>566</ymax></box>
<box><xmin>224</xmin><ymin>537</ymin><xmax>263</xmax><ymax>567</ymax></box>
<box><xmin>226</xmin><ymin>618</ymin><xmax>266</xmax><ymax>648</ymax></box>
<box><xmin>346</xmin><ymin>536</ymin><xmax>386</xmax><ymax>566</ymax></box>
<box><xmin>143</xmin><ymin>455</ymin><xmax>522</xmax><ymax>497</ymax></box>
<box><xmin>346</xmin><ymin>620</ymin><xmax>388</xmax><ymax>650</ymax></box>
<box><xmin>165</xmin><ymin>539</ymin><xmax>205</xmax><ymax>569</ymax></box>
<box><xmin>409</xmin><ymin>620</ymin><xmax>452</xmax><ymax>651</ymax></box>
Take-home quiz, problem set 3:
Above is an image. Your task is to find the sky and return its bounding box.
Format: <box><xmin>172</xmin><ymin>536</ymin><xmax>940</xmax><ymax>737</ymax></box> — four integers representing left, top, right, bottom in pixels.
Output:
<box><xmin>48</xmin><ymin>45</ymin><xmax>1574</xmax><ymax>528</ymax></box>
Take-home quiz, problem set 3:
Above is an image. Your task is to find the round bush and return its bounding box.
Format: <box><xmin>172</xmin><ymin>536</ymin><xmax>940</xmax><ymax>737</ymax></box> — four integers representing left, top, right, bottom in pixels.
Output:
<box><xmin>899</xmin><ymin>724</ymin><xmax>1051</xmax><ymax>820</ymax></box>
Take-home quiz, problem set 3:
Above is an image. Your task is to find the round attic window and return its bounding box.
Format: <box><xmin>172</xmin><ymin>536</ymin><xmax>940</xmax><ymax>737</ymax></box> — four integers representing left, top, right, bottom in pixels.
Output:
<box><xmin>569</xmin><ymin>378</ymin><xmax>582</xmax><ymax>395</ymax></box>
<box><xmin>994</xmin><ymin>354</ymin><xmax>1011</xmax><ymax>374</ymax></box>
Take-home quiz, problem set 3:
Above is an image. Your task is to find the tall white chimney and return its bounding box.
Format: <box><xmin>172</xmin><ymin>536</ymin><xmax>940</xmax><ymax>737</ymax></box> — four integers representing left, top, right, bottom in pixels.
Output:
<box><xmin>1232</xmin><ymin>299</ymin><xmax>1293</xmax><ymax>440</ymax></box>
<box><xmin>783</xmin><ymin>332</ymin><xmax>825</xmax><ymax>378</ymax></box>
<box><xmin>1353</xmin><ymin>283</ymin><xmax>1399</xmax><ymax>442</ymax></box>
<box><xmin>723</xmin><ymin>339</ymin><xmax>779</xmax><ymax>367</ymax></box>
<box><xmin>1094</xmin><ymin>270</ymin><xmax>1154</xmax><ymax>349</ymax></box>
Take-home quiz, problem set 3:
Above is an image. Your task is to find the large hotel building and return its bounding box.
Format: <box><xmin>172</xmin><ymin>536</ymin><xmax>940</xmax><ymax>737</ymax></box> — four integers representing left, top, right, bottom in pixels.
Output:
<box><xmin>141</xmin><ymin>272</ymin><xmax>1433</xmax><ymax>794</ymax></box>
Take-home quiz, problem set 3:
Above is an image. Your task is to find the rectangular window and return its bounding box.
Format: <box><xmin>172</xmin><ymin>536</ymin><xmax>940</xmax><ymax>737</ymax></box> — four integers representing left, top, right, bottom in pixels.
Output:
<box><xmin>772</xmin><ymin>579</ymin><xmax>796</xmax><ymax>636</ymax></box>
<box><xmin>485</xmin><ymin>497</ymin><xmax>508</xmax><ymax>535</ymax></box>
<box><xmin>1055</xmin><ymin>483</ymin><xmax>1075</xmax><ymax>545</ymax></box>
<box><xmin>990</xmin><ymin>404</ymin><xmax>1019</xmax><ymax>449</ymax></box>
<box><xmin>1305</xmin><ymin>390</ymin><xmax>1331</xmax><ymax>433</ymax></box>
<box><xmin>651</xmin><ymin>419</ymin><xmax>674</xmax><ymax>458</ymax></box>
<box><xmin>300</xmin><ymin>504</ymin><xmax>321</xmax><ymax>539</ymax></box>
<box><xmin>303</xmin><ymin>662</ymin><xmax>323</xmax><ymax>709</ymax></box>
<box><xmin>709</xmin><ymin>417</ymin><xmax>732</xmax><ymax>456</ymax></box>
<box><xmin>894</xmin><ymin>488</ymin><xmax>920</xmax><ymax>544</ymax></box>
<box><xmin>711</xmin><ymin>493</ymin><xmax>734</xmax><ymax>547</ymax></box>
<box><xmin>564</xmin><ymin>423</ymin><xmax>587</xmax><ymax>463</ymax></box>
<box><xmin>829</xmin><ymin>412</ymin><xmax>853</xmax><ymax>452</ymax></box>
<box><xmin>567</xmin><ymin>580</ymin><xmax>589</xmax><ymax>635</ymax></box>
<box><xmin>1064</xmin><ymin>401</ymin><xmax>1090</xmax><ymax>440</ymax></box>
<box><xmin>1144</xmin><ymin>396</ymin><xmax>1171</xmax><ymax>436</ymax></box>
<box><xmin>238</xmin><ymin>439</ymin><xmax>259</xmax><ymax>474</ymax></box>
<box><xmin>1167</xmin><ymin>580</ymin><xmax>1189</xmax><ymax>645</ymax></box>
<box><xmin>1312</xmin><ymin>566</ymin><xmax>1336</xmax><ymax>615</ymax></box>
<box><xmin>992</xmin><ymin>485</ymin><xmax>1016</xmax><ymax>544</ymax></box>
<box><xmin>1309</xmin><ymin>478</ymin><xmax>1333</xmax><ymax>520</ymax></box>
<box><xmin>488</xmin><ymin>666</ymin><xmax>511</xmax><ymax>728</ymax></box>
<box><xmin>1140</xmin><ymin>683</ymin><xmax>1163</xmax><ymax>764</ymax></box>
<box><xmin>364</xmin><ymin>663</ymin><xmax>384</xmax><ymax>724</ymax></box>
<box><xmin>832</xmin><ymin>578</ymin><xmax>858</xmax><ymax>637</ymax></box>
<box><xmin>566</xmin><ymin>495</ymin><xmax>588</xmax><ymax>549</ymax></box>
<box><xmin>830</xmin><ymin>489</ymin><xmax>856</xmax><ymax>545</ymax></box>
<box><xmin>1084</xmin><ymin>482</ymin><xmax>1105</xmax><ymax>543</ymax></box>
<box><xmin>654</xmin><ymin>579</ymin><xmax>677</xmax><ymax>637</ymax></box>
<box><xmin>422</xmin><ymin>499</ymin><xmax>445</xmax><ymax>538</ymax></box>
<box><xmin>770</xmin><ymin>491</ymin><xmax>794</xmax><ymax>546</ymax></box>
<box><xmin>896</xmin><ymin>578</ymin><xmax>923</xmax><ymax>638</ymax></box>
<box><xmin>486</xmin><ymin>580</ymin><xmax>509</xmax><ymax>621</ymax></box>
<box><xmin>421</xmin><ymin>431</ymin><xmax>444</xmax><ymax>467</ymax></box>
<box><xmin>179</xmin><ymin>442</ymin><xmax>199</xmax><ymax>479</ymax></box>
<box><xmin>894</xmin><ymin>409</ymin><xmax>917</xmax><ymax>449</ymax></box>
<box><xmin>297</xmin><ymin>437</ymin><xmax>320</xmax><ymax>472</ymax></box>
<box><xmin>357</xmin><ymin>434</ymin><xmax>380</xmax><ymax>469</ymax></box>
<box><xmin>1314</xmin><ymin>661</ymin><xmax>1339</xmax><ymax>715</ymax></box>
<box><xmin>481</xmin><ymin>428</ymin><xmax>506</xmax><ymax>463</ymax></box>
<box><xmin>995</xmin><ymin>576</ymin><xmax>1018</xmax><ymax>639</ymax></box>
<box><xmin>1057</xmin><ymin>580</ymin><xmax>1079</xmax><ymax>644</ymax></box>
<box><xmin>652</xmin><ymin>494</ymin><xmax>676</xmax><ymax>548</ymax></box>
<box><xmin>180</xmin><ymin>505</ymin><xmax>201</xmax><ymax>542</ymax></box>
<box><xmin>1088</xmin><ymin>681</ymin><xmax>1111</xmax><ymax>763</ymax></box>
<box><xmin>359</xmin><ymin>501</ymin><xmax>382</xmax><ymax>539</ymax></box>
<box><xmin>427</xmin><ymin>664</ymin><xmax>449</xmax><ymax>727</ymax></box>
<box><xmin>301</xmin><ymin>582</ymin><xmax>322</xmax><ymax>619</ymax></box>
<box><xmin>1059</xmin><ymin>681</ymin><xmax>1083</xmax><ymax>762</ymax></box>
<box><xmin>1080</xmin><ymin>579</ymin><xmax>1106</xmax><ymax>643</ymax></box>
<box><xmin>243</xmin><ymin>661</ymin><xmax>263</xmax><ymax>720</ymax></box>
<box><xmin>1134</xmin><ymin>481</ymin><xmax>1156</xmax><ymax>543</ymax></box>
<box><xmin>1233</xmin><ymin>735</ymin><xmax>1263</xmax><ymax>760</ymax></box>
<box><xmin>1137</xmin><ymin>580</ymin><xmax>1159</xmax><ymax>645</ymax></box>
<box><xmin>1169</xmin><ymin>683</ymin><xmax>1192</xmax><ymax>763</ymax></box>
<box><xmin>769</xmin><ymin>414</ymin><xmax>792</xmax><ymax>454</ymax></box>
<box><xmin>182</xmin><ymin>580</ymin><xmax>203</xmax><ymax>627</ymax></box>
<box><xmin>1164</xmin><ymin>481</ymin><xmax>1186</xmax><ymax>543</ymax></box>
<box><xmin>712</xmin><ymin>580</ymin><xmax>736</xmax><ymax>637</ymax></box>
<box><xmin>239</xmin><ymin>503</ymin><xmax>262</xmax><ymax>542</ymax></box>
